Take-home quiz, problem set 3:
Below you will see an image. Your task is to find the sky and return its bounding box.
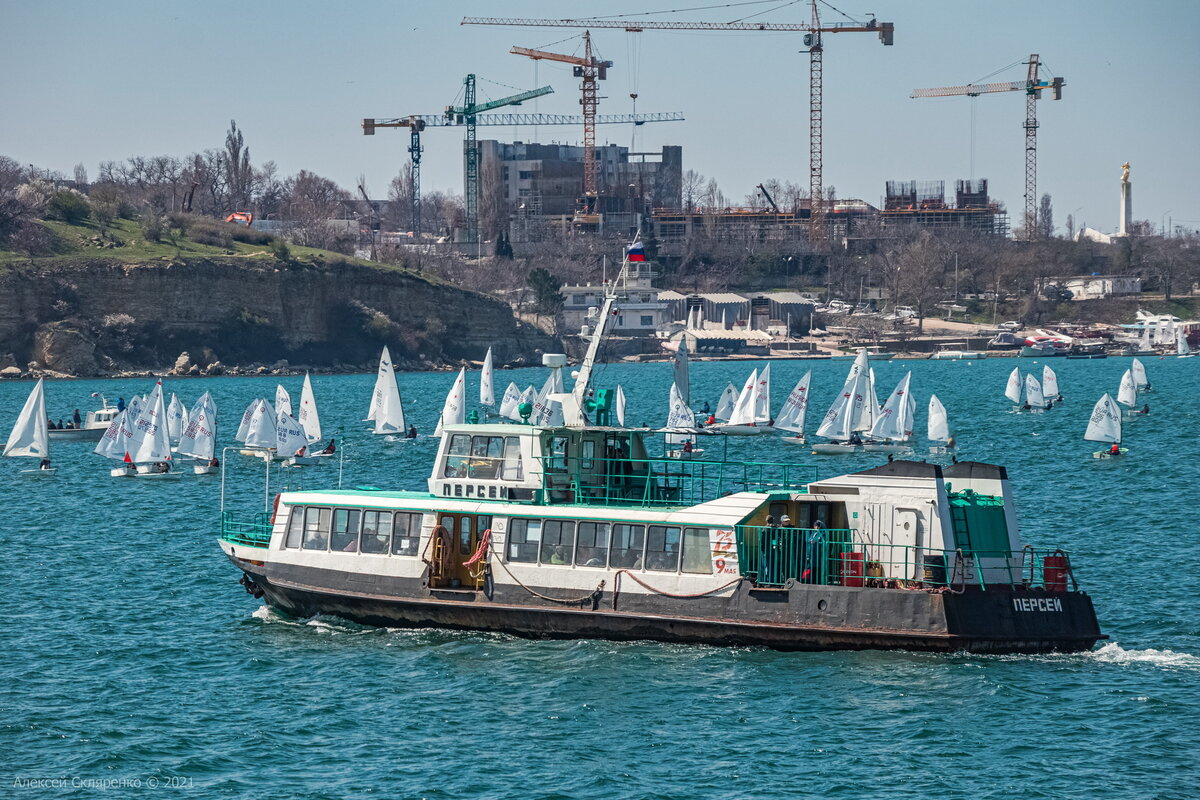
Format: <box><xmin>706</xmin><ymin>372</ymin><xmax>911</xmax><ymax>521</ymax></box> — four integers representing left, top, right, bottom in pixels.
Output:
<box><xmin>3</xmin><ymin>0</ymin><xmax>1198</xmax><ymax>236</ymax></box>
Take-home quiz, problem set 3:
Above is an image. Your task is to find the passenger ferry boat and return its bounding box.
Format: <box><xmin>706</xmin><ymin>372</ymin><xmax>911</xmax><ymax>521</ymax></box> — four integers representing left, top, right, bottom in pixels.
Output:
<box><xmin>218</xmin><ymin>243</ymin><xmax>1104</xmax><ymax>654</ymax></box>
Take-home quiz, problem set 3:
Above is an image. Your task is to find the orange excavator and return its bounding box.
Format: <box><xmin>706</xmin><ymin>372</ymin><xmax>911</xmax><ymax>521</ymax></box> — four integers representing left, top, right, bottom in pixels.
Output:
<box><xmin>224</xmin><ymin>212</ymin><xmax>254</xmax><ymax>226</ymax></box>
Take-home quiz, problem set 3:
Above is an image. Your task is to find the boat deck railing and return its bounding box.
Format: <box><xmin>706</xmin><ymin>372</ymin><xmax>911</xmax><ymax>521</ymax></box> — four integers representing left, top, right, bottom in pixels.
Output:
<box><xmin>535</xmin><ymin>455</ymin><xmax>817</xmax><ymax>508</ymax></box>
<box><xmin>735</xmin><ymin>524</ymin><xmax>1078</xmax><ymax>592</ymax></box>
<box><xmin>220</xmin><ymin>511</ymin><xmax>273</xmax><ymax>548</ymax></box>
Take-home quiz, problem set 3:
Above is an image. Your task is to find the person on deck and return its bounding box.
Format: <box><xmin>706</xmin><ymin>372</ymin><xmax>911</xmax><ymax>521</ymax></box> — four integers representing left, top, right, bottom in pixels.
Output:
<box><xmin>209</xmin><ymin>457</ymin><xmax>219</xmax><ymax>468</ymax></box>
<box><xmin>705</xmin><ymin>414</ymin><xmax>716</xmax><ymax>426</ymax></box>
<box><xmin>39</xmin><ymin>458</ymin><xmax>51</xmax><ymax>470</ymax></box>
<box><xmin>73</xmin><ymin>409</ymin><xmax>82</xmax><ymax>427</ymax></box>
<box><xmin>848</xmin><ymin>431</ymin><xmax>863</xmax><ymax>446</ymax></box>
<box><xmin>406</xmin><ymin>425</ymin><xmax>418</xmax><ymax>439</ymax></box>
<box><xmin>319</xmin><ymin>438</ymin><xmax>336</xmax><ymax>455</ymax></box>
<box><xmin>47</xmin><ymin>417</ymin><xmax>56</xmax><ymax>430</ymax></box>
<box><xmin>1142</xmin><ymin>404</ymin><xmax>1150</xmax><ymax>415</ymax></box>
<box><xmin>701</xmin><ymin>401</ymin><xmax>711</xmax><ymax>414</ymax></box>
<box><xmin>57</xmin><ymin>419</ymin><xmax>64</xmax><ymax>430</ymax></box>
<box><xmin>1110</xmin><ymin>442</ymin><xmax>1120</xmax><ymax>455</ymax></box>
<box><xmin>683</xmin><ymin>440</ymin><xmax>693</xmax><ymax>453</ymax></box>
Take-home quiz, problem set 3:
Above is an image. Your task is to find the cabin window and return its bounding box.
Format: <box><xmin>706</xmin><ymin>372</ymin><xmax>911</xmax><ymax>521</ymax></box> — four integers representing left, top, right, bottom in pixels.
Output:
<box><xmin>444</xmin><ymin>434</ymin><xmax>471</xmax><ymax>478</ymax></box>
<box><xmin>459</xmin><ymin>516</ymin><xmax>474</xmax><ymax>555</ymax></box>
<box><xmin>581</xmin><ymin>440</ymin><xmax>595</xmax><ymax>470</ymax></box>
<box><xmin>575</xmin><ymin>521</ymin><xmax>610</xmax><ymax>567</ymax></box>
<box><xmin>681</xmin><ymin>528</ymin><xmax>713</xmax><ymax>574</ymax></box>
<box><xmin>360</xmin><ymin>510</ymin><xmax>391</xmax><ymax>554</ymax></box>
<box><xmin>392</xmin><ymin>512</ymin><xmax>422</xmax><ymax>556</ymax></box>
<box><xmin>468</xmin><ymin>436</ymin><xmax>505</xmax><ymax>480</ymax></box>
<box><xmin>284</xmin><ymin>506</ymin><xmax>304</xmax><ymax>548</ymax></box>
<box><xmin>549</xmin><ymin>436</ymin><xmax>569</xmax><ymax>471</ymax></box>
<box><xmin>645</xmin><ymin>526</ymin><xmax>681</xmax><ymax>572</ymax></box>
<box><xmin>330</xmin><ymin>508</ymin><xmax>361</xmax><ymax>552</ymax></box>
<box><xmin>501</xmin><ymin>437</ymin><xmax>524</xmax><ymax>480</ymax></box>
<box><xmin>507</xmin><ymin>518</ymin><xmax>541</xmax><ymax>563</ymax></box>
<box><xmin>540</xmin><ymin>520</ymin><xmax>576</xmax><ymax>565</ymax></box>
<box><xmin>302</xmin><ymin>507</ymin><xmax>331</xmax><ymax>550</ymax></box>
<box><xmin>610</xmin><ymin>524</ymin><xmax>646</xmax><ymax>569</ymax></box>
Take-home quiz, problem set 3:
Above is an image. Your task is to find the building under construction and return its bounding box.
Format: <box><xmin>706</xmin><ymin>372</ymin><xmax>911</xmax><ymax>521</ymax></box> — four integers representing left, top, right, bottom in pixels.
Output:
<box><xmin>880</xmin><ymin>179</ymin><xmax>1008</xmax><ymax>236</ymax></box>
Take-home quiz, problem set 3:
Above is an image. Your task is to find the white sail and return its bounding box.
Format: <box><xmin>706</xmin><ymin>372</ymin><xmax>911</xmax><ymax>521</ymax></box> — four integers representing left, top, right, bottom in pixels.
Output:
<box><xmin>275</xmin><ymin>384</ymin><xmax>292</xmax><ymax>420</ymax></box>
<box><xmin>128</xmin><ymin>381</ymin><xmax>173</xmax><ymax>463</ymax></box>
<box><xmin>531</xmin><ymin>369</ymin><xmax>564</xmax><ymax>427</ymax></box>
<box><xmin>513</xmin><ymin>385</ymin><xmax>538</xmax><ymax>421</ymax></box>
<box><xmin>752</xmin><ymin>363</ymin><xmax>772</xmax><ymax>423</ymax></box>
<box><xmin>870</xmin><ymin>372</ymin><xmax>914</xmax><ymax>441</ymax></box>
<box><xmin>862</xmin><ymin>366</ymin><xmax>881</xmax><ymax>430</ymax></box>
<box><xmin>244</xmin><ymin>399</ymin><xmax>277</xmax><ymax>449</ymax></box>
<box><xmin>1042</xmin><ymin>366</ymin><xmax>1060</xmax><ymax>399</ymax></box>
<box><xmin>297</xmin><ymin>373</ymin><xmax>321</xmax><ymax>442</ymax></box>
<box><xmin>275</xmin><ymin>411</ymin><xmax>309</xmax><ymax>458</ymax></box>
<box><xmin>615</xmin><ymin>384</ymin><xmax>627</xmax><ymax>427</ymax></box>
<box><xmin>480</xmin><ymin>347</ymin><xmax>495</xmax><ymax>407</ymax></box>
<box><xmin>774</xmin><ymin>372</ymin><xmax>812</xmax><ymax>434</ymax></box>
<box><xmin>1117</xmin><ymin>369</ymin><xmax>1137</xmax><ymax>407</ymax></box>
<box><xmin>673</xmin><ymin>337</ymin><xmax>690</xmax><ymax>407</ymax></box>
<box><xmin>928</xmin><ymin>394</ymin><xmax>950</xmax><ymax>444</ymax></box>
<box><xmin>727</xmin><ymin>369</ymin><xmax>759</xmax><ymax>426</ymax></box>
<box><xmin>435</xmin><ymin>368</ymin><xmax>468</xmax><ymax>435</ymax></box>
<box><xmin>1004</xmin><ymin>367</ymin><xmax>1022</xmax><ymax>405</ymax></box>
<box><xmin>665</xmin><ymin>382</ymin><xmax>696</xmax><ymax>447</ymax></box>
<box><xmin>498</xmin><ymin>382</ymin><xmax>522</xmax><ymax>420</ymax></box>
<box><xmin>850</xmin><ymin>352</ymin><xmax>876</xmax><ymax>432</ymax></box>
<box><xmin>1139</xmin><ymin>322</ymin><xmax>1152</xmax><ymax>350</ymax></box>
<box><xmin>367</xmin><ymin>346</ymin><xmax>393</xmax><ymax>421</ymax></box>
<box><xmin>95</xmin><ymin>408</ymin><xmax>134</xmax><ymax>461</ymax></box>
<box><xmin>1025</xmin><ymin>374</ymin><xmax>1045</xmax><ymax>408</ymax></box>
<box><xmin>1177</xmin><ymin>327</ymin><xmax>1191</xmax><ymax>356</ymax></box>
<box><xmin>167</xmin><ymin>393</ymin><xmax>186</xmax><ymax>443</ymax></box>
<box><xmin>235</xmin><ymin>399</ymin><xmax>259</xmax><ymax>442</ymax></box>
<box><xmin>1084</xmin><ymin>393</ymin><xmax>1122</xmax><ymax>444</ymax></box>
<box><xmin>177</xmin><ymin>393</ymin><xmax>217</xmax><ymax>461</ymax></box>
<box><xmin>4</xmin><ymin>377</ymin><xmax>50</xmax><ymax>459</ymax></box>
<box><xmin>817</xmin><ymin>349</ymin><xmax>869</xmax><ymax>440</ymax></box>
<box><xmin>1131</xmin><ymin>358</ymin><xmax>1148</xmax><ymax>389</ymax></box>
<box><xmin>371</xmin><ymin>362</ymin><xmax>406</xmax><ymax>435</ymax></box>
<box><xmin>714</xmin><ymin>383</ymin><xmax>738</xmax><ymax>422</ymax></box>
<box><xmin>125</xmin><ymin>394</ymin><xmax>143</xmax><ymax>423</ymax></box>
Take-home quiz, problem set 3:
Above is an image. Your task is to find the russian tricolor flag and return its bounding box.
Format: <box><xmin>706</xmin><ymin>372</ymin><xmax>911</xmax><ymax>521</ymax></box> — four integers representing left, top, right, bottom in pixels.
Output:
<box><xmin>627</xmin><ymin>240</ymin><xmax>646</xmax><ymax>262</ymax></box>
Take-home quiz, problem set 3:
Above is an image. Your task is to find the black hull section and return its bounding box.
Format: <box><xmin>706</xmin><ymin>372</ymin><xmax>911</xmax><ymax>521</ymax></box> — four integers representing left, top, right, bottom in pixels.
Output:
<box><xmin>230</xmin><ymin>555</ymin><xmax>1104</xmax><ymax>654</ymax></box>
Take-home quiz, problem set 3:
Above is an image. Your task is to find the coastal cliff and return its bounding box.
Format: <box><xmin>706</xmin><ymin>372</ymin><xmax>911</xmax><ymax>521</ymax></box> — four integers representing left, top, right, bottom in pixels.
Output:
<box><xmin>0</xmin><ymin>256</ymin><xmax>558</xmax><ymax>377</ymax></box>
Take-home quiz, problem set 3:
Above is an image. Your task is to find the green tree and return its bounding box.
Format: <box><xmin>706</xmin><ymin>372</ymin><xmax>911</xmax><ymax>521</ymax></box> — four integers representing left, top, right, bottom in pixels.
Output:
<box><xmin>527</xmin><ymin>267</ymin><xmax>563</xmax><ymax>317</ymax></box>
<box><xmin>46</xmin><ymin>190</ymin><xmax>91</xmax><ymax>224</ymax></box>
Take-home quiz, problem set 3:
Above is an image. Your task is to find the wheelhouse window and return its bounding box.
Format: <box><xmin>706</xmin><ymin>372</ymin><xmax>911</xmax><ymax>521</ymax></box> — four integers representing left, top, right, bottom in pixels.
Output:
<box><xmin>392</xmin><ymin>512</ymin><xmax>422</xmax><ymax>556</ymax></box>
<box><xmin>284</xmin><ymin>506</ymin><xmax>304</xmax><ymax>548</ymax></box>
<box><xmin>610</xmin><ymin>524</ymin><xmax>646</xmax><ymax>568</ymax></box>
<box><xmin>501</xmin><ymin>437</ymin><xmax>524</xmax><ymax>480</ymax></box>
<box><xmin>581</xmin><ymin>440</ymin><xmax>595</xmax><ymax>470</ymax></box>
<box><xmin>539</xmin><ymin>520</ymin><xmax>576</xmax><ymax>565</ymax></box>
<box><xmin>645</xmin><ymin>526</ymin><xmax>681</xmax><ymax>572</ymax></box>
<box><xmin>330</xmin><ymin>508</ymin><xmax>361</xmax><ymax>552</ymax></box>
<box><xmin>302</xmin><ymin>507</ymin><xmax>330</xmax><ymax>550</ymax></box>
<box><xmin>507</xmin><ymin>518</ymin><xmax>541</xmax><ymax>563</ymax></box>
<box><xmin>682</xmin><ymin>527</ymin><xmax>714</xmax><ymax>574</ymax></box>
<box><xmin>575</xmin><ymin>521</ymin><xmax>610</xmax><ymax>567</ymax></box>
<box><xmin>468</xmin><ymin>436</ymin><xmax>505</xmax><ymax>480</ymax></box>
<box><xmin>360</xmin><ymin>510</ymin><xmax>391</xmax><ymax>554</ymax></box>
<box><xmin>549</xmin><ymin>436</ymin><xmax>569</xmax><ymax>471</ymax></box>
<box><xmin>444</xmin><ymin>434</ymin><xmax>471</xmax><ymax>478</ymax></box>
<box><xmin>458</xmin><ymin>516</ymin><xmax>474</xmax><ymax>555</ymax></box>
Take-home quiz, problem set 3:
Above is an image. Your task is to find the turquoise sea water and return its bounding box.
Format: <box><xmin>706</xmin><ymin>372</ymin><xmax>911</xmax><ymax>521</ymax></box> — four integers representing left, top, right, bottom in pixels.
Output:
<box><xmin>2</xmin><ymin>356</ymin><xmax>1198</xmax><ymax>799</ymax></box>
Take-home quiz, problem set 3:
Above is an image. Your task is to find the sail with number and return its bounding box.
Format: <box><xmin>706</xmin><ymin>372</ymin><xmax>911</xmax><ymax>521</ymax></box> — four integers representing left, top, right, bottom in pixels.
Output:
<box><xmin>177</xmin><ymin>392</ymin><xmax>217</xmax><ymax>461</ymax></box>
<box><xmin>615</xmin><ymin>385</ymin><xmax>627</xmax><ymax>427</ymax></box>
<box><xmin>435</xmin><ymin>368</ymin><xmax>467</xmax><ymax>435</ymax></box>
<box><xmin>531</xmin><ymin>369</ymin><xmax>564</xmax><ymax>427</ymax></box>
<box><xmin>167</xmin><ymin>393</ymin><xmax>187</xmax><ymax>443</ymax></box>
<box><xmin>773</xmin><ymin>372</ymin><xmax>811</xmax><ymax>435</ymax></box>
<box><xmin>498</xmin><ymin>382</ymin><xmax>522</xmax><ymax>420</ymax></box>
<box><xmin>870</xmin><ymin>372</ymin><xmax>914</xmax><ymax>441</ymax></box>
<box><xmin>1042</xmin><ymin>366</ymin><xmax>1059</xmax><ymax>400</ymax></box>
<box><xmin>368</xmin><ymin>346</ymin><xmax>394</xmax><ymax>421</ymax></box>
<box><xmin>244</xmin><ymin>399</ymin><xmax>277</xmax><ymax>449</ymax></box>
<box><xmin>817</xmin><ymin>349</ymin><xmax>870</xmax><ymax>441</ymax></box>
<box><xmin>1004</xmin><ymin>367</ymin><xmax>1022</xmax><ymax>405</ymax></box>
<box><xmin>727</xmin><ymin>369</ymin><xmax>759</xmax><ymax>426</ymax></box>
<box><xmin>275</xmin><ymin>411</ymin><xmax>309</xmax><ymax>458</ymax></box>
<box><xmin>480</xmin><ymin>347</ymin><xmax>495</xmax><ymax>408</ymax></box>
<box><xmin>1117</xmin><ymin>369</ymin><xmax>1137</xmax><ymax>407</ymax></box>
<box><xmin>297</xmin><ymin>373</ymin><xmax>321</xmax><ymax>443</ymax></box>
<box><xmin>128</xmin><ymin>380</ymin><xmax>173</xmax><ymax>463</ymax></box>
<box><xmin>928</xmin><ymin>394</ymin><xmax>950</xmax><ymax>444</ymax></box>
<box><xmin>714</xmin><ymin>383</ymin><xmax>738</xmax><ymax>422</ymax></box>
<box><xmin>95</xmin><ymin>408</ymin><xmax>135</xmax><ymax>461</ymax></box>
<box><xmin>752</xmin><ymin>363</ymin><xmax>772</xmax><ymax>424</ymax></box>
<box><xmin>673</xmin><ymin>337</ymin><xmax>690</xmax><ymax>407</ymax></box>
<box><xmin>371</xmin><ymin>354</ymin><xmax>406</xmax><ymax>436</ymax></box>
<box><xmin>1130</xmin><ymin>358</ymin><xmax>1148</xmax><ymax>389</ymax></box>
<box><xmin>235</xmin><ymin>399</ymin><xmax>259</xmax><ymax>442</ymax></box>
<box><xmin>1025</xmin><ymin>374</ymin><xmax>1045</xmax><ymax>408</ymax></box>
<box><xmin>3</xmin><ymin>377</ymin><xmax>50</xmax><ymax>460</ymax></box>
<box><xmin>275</xmin><ymin>384</ymin><xmax>292</xmax><ymax>420</ymax></box>
<box><xmin>665</xmin><ymin>382</ymin><xmax>696</xmax><ymax>447</ymax></box>
<box><xmin>1084</xmin><ymin>393</ymin><xmax>1122</xmax><ymax>444</ymax></box>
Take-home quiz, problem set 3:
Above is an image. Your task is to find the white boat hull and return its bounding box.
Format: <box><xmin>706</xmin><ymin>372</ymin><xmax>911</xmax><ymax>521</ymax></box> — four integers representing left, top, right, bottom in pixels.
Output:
<box><xmin>111</xmin><ymin>466</ymin><xmax>136</xmax><ymax>478</ymax></box>
<box><xmin>666</xmin><ymin>449</ymin><xmax>705</xmax><ymax>459</ymax></box>
<box><xmin>137</xmin><ymin>471</ymin><xmax>183</xmax><ymax>480</ymax></box>
<box><xmin>811</xmin><ymin>443</ymin><xmax>860</xmax><ymax>454</ymax></box>
<box><xmin>710</xmin><ymin>424</ymin><xmax>773</xmax><ymax>436</ymax></box>
<box><xmin>193</xmin><ymin>465</ymin><xmax>218</xmax><ymax>475</ymax></box>
<box><xmin>861</xmin><ymin>443</ymin><xmax>915</xmax><ymax>455</ymax></box>
<box><xmin>48</xmin><ymin>427</ymin><xmax>107</xmax><ymax>442</ymax></box>
<box><xmin>779</xmin><ymin>436</ymin><xmax>807</xmax><ymax>445</ymax></box>
<box><xmin>20</xmin><ymin>468</ymin><xmax>57</xmax><ymax>477</ymax></box>
<box><xmin>1093</xmin><ymin>448</ymin><xmax>1128</xmax><ymax>459</ymax></box>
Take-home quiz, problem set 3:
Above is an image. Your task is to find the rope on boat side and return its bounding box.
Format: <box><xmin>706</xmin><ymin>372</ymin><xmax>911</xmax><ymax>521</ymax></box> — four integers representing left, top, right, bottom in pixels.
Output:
<box><xmin>949</xmin><ymin>548</ymin><xmax>967</xmax><ymax>595</ymax></box>
<box><xmin>486</xmin><ymin>536</ymin><xmax>607</xmax><ymax>605</ymax></box>
<box><xmin>611</xmin><ymin>569</ymin><xmax>743</xmax><ymax>610</ymax></box>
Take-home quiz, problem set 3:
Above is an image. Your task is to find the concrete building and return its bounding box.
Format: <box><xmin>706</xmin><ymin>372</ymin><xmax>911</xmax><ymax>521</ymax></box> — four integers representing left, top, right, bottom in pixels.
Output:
<box><xmin>560</xmin><ymin>261</ymin><xmax>671</xmax><ymax>336</ymax></box>
<box><xmin>1057</xmin><ymin>275</ymin><xmax>1142</xmax><ymax>300</ymax></box>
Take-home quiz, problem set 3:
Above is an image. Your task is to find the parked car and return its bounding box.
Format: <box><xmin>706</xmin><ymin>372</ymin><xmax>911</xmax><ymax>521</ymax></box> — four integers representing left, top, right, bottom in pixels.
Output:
<box><xmin>998</xmin><ymin>320</ymin><xmax>1022</xmax><ymax>331</ymax></box>
<box><xmin>893</xmin><ymin>305</ymin><xmax>917</xmax><ymax>319</ymax></box>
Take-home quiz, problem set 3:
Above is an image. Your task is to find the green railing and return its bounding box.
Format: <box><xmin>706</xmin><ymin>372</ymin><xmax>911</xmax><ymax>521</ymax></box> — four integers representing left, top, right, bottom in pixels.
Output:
<box><xmin>536</xmin><ymin>455</ymin><xmax>817</xmax><ymax>508</ymax></box>
<box><xmin>735</xmin><ymin>524</ymin><xmax>1078</xmax><ymax>592</ymax></box>
<box><xmin>221</xmin><ymin>511</ymin><xmax>273</xmax><ymax>548</ymax></box>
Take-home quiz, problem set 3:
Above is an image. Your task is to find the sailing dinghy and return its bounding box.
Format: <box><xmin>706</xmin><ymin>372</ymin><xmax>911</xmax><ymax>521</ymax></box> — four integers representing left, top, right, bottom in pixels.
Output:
<box><xmin>1042</xmin><ymin>365</ymin><xmax>1062</xmax><ymax>403</ymax></box>
<box><xmin>3</xmin><ymin>377</ymin><xmax>56</xmax><ymax>476</ymax></box>
<box><xmin>864</xmin><ymin>371</ymin><xmax>915</xmax><ymax>454</ymax></box>
<box><xmin>1085</xmin><ymin>393</ymin><xmax>1125</xmax><ymax>458</ymax></box>
<box><xmin>127</xmin><ymin>381</ymin><xmax>182</xmax><ymax>479</ymax></box>
<box><xmin>1004</xmin><ymin>367</ymin><xmax>1023</xmax><ymax>411</ymax></box>
<box><xmin>1025</xmin><ymin>374</ymin><xmax>1049</xmax><ymax>412</ymax></box>
<box><xmin>927</xmin><ymin>394</ymin><xmax>954</xmax><ymax>454</ymax></box>
<box><xmin>1130</xmin><ymin>358</ymin><xmax>1150</xmax><ymax>392</ymax></box>
<box><xmin>664</xmin><ymin>382</ymin><xmax>702</xmax><ymax>458</ymax></box>
<box><xmin>713</xmin><ymin>383</ymin><xmax>738</xmax><ymax>424</ymax></box>
<box><xmin>371</xmin><ymin>350</ymin><xmax>408</xmax><ymax>437</ymax></box>
<box><xmin>773</xmin><ymin>372</ymin><xmax>811</xmax><ymax>445</ymax></box>
<box><xmin>177</xmin><ymin>392</ymin><xmax>218</xmax><ymax>474</ymax></box>
<box><xmin>1177</xmin><ymin>328</ymin><xmax>1196</xmax><ymax>358</ymax></box>
<box><xmin>812</xmin><ymin>349</ymin><xmax>872</xmax><ymax>454</ymax></box>
<box><xmin>711</xmin><ymin>365</ymin><xmax>773</xmax><ymax>435</ymax></box>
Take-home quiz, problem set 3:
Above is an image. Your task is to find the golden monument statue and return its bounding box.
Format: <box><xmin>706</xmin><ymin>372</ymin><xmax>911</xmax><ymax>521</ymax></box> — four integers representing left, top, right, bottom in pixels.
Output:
<box><xmin>1121</xmin><ymin>162</ymin><xmax>1130</xmax><ymax>184</ymax></box>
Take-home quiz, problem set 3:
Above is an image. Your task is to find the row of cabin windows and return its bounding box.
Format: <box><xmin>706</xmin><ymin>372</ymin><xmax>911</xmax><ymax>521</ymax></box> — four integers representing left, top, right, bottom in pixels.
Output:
<box><xmin>284</xmin><ymin>506</ymin><xmax>424</xmax><ymax>556</ymax></box>
<box><xmin>506</xmin><ymin>519</ymin><xmax>713</xmax><ymax>574</ymax></box>
<box><xmin>444</xmin><ymin>435</ymin><xmax>524</xmax><ymax>481</ymax></box>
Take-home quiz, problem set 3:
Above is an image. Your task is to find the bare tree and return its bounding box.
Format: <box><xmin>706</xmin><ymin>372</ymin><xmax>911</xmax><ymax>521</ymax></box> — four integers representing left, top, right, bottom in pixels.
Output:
<box><xmin>224</xmin><ymin>120</ymin><xmax>254</xmax><ymax>211</ymax></box>
<box><xmin>681</xmin><ymin>169</ymin><xmax>705</xmax><ymax>212</ymax></box>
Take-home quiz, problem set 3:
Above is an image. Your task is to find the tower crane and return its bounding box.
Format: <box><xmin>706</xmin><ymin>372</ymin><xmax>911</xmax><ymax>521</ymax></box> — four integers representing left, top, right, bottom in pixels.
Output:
<box><xmin>510</xmin><ymin>32</ymin><xmax>612</xmax><ymax>219</ymax></box>
<box><xmin>912</xmin><ymin>55</ymin><xmax>1064</xmax><ymax>238</ymax></box>
<box><xmin>363</xmin><ymin>110</ymin><xmax>684</xmax><ymax>240</ymax></box>
<box><xmin>462</xmin><ymin>10</ymin><xmax>894</xmax><ymax>239</ymax></box>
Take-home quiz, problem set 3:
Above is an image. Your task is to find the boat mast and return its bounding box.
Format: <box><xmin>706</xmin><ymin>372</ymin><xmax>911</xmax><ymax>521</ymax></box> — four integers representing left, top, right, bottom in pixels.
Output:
<box><xmin>571</xmin><ymin>232</ymin><xmax>636</xmax><ymax>410</ymax></box>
